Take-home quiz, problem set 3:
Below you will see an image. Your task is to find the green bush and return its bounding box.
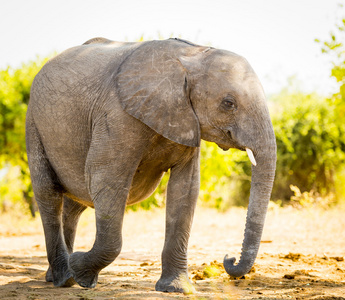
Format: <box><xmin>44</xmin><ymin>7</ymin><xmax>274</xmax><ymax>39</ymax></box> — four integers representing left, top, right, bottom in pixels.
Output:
<box><xmin>271</xmin><ymin>89</ymin><xmax>345</xmax><ymax>202</ymax></box>
<box><xmin>0</xmin><ymin>58</ymin><xmax>48</xmax><ymax>214</ymax></box>
<box><xmin>199</xmin><ymin>141</ymin><xmax>251</xmax><ymax>209</ymax></box>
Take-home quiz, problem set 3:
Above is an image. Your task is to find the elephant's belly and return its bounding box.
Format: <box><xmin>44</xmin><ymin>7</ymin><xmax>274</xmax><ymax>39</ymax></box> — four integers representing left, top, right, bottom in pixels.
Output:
<box><xmin>126</xmin><ymin>169</ymin><xmax>165</xmax><ymax>205</ymax></box>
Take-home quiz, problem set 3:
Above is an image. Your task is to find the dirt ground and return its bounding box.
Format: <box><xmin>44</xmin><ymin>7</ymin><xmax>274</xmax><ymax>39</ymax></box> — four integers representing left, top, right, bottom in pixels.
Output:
<box><xmin>1</xmin><ymin>204</ymin><xmax>345</xmax><ymax>299</ymax></box>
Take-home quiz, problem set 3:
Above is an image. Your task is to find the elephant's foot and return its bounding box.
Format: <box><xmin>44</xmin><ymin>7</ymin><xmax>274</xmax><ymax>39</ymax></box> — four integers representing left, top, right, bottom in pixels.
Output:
<box><xmin>57</xmin><ymin>275</ymin><xmax>76</xmax><ymax>287</ymax></box>
<box><xmin>69</xmin><ymin>252</ymin><xmax>99</xmax><ymax>288</ymax></box>
<box><xmin>46</xmin><ymin>263</ymin><xmax>76</xmax><ymax>287</ymax></box>
<box><xmin>51</xmin><ymin>269</ymin><xmax>76</xmax><ymax>287</ymax></box>
<box><xmin>155</xmin><ymin>273</ymin><xmax>195</xmax><ymax>294</ymax></box>
<box><xmin>46</xmin><ymin>266</ymin><xmax>53</xmax><ymax>282</ymax></box>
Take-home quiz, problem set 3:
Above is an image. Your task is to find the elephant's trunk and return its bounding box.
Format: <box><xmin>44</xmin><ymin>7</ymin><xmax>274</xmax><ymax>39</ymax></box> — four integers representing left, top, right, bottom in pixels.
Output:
<box><xmin>224</xmin><ymin>138</ymin><xmax>276</xmax><ymax>277</ymax></box>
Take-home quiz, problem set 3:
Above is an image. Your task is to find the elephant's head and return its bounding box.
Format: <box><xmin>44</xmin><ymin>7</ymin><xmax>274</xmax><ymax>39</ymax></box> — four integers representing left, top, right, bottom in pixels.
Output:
<box><xmin>116</xmin><ymin>38</ymin><xmax>277</xmax><ymax>277</ymax></box>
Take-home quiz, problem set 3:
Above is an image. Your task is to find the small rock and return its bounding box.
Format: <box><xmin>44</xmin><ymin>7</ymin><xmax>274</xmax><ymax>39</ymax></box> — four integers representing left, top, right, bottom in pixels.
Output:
<box><xmin>140</xmin><ymin>262</ymin><xmax>149</xmax><ymax>267</ymax></box>
<box><xmin>230</xmin><ymin>275</ymin><xmax>246</xmax><ymax>280</ymax></box>
<box><xmin>284</xmin><ymin>253</ymin><xmax>301</xmax><ymax>262</ymax></box>
<box><xmin>331</xmin><ymin>256</ymin><xmax>344</xmax><ymax>262</ymax></box>
<box><xmin>192</xmin><ymin>271</ymin><xmax>205</xmax><ymax>280</ymax></box>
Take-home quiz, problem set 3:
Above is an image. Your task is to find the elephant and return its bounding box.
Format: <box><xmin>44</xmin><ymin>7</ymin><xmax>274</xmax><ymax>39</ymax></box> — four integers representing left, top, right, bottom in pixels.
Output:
<box><xmin>25</xmin><ymin>37</ymin><xmax>276</xmax><ymax>293</ymax></box>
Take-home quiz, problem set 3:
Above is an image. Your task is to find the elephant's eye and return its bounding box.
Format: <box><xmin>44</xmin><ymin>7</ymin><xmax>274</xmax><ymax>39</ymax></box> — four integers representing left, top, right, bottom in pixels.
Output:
<box><xmin>221</xmin><ymin>98</ymin><xmax>237</xmax><ymax>111</ymax></box>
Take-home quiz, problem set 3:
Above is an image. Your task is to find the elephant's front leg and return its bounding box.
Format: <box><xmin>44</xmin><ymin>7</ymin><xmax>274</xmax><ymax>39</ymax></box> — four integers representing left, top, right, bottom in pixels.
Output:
<box><xmin>156</xmin><ymin>150</ymin><xmax>200</xmax><ymax>293</ymax></box>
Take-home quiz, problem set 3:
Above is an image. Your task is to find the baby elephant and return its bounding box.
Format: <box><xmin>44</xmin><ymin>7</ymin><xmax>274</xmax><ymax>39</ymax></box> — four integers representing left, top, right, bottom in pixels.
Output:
<box><xmin>26</xmin><ymin>38</ymin><xmax>276</xmax><ymax>292</ymax></box>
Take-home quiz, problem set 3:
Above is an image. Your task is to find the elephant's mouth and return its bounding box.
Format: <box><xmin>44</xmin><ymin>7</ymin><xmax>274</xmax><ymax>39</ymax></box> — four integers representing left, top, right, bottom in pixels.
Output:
<box><xmin>217</xmin><ymin>144</ymin><xmax>231</xmax><ymax>151</ymax></box>
<box><xmin>216</xmin><ymin>141</ymin><xmax>244</xmax><ymax>152</ymax></box>
<box><xmin>217</xmin><ymin>130</ymin><xmax>257</xmax><ymax>166</ymax></box>
<box><xmin>217</xmin><ymin>130</ymin><xmax>245</xmax><ymax>152</ymax></box>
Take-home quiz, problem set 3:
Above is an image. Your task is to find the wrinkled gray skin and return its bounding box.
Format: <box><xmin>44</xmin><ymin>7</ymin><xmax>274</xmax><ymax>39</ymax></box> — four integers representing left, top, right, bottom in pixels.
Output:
<box><xmin>26</xmin><ymin>38</ymin><xmax>276</xmax><ymax>292</ymax></box>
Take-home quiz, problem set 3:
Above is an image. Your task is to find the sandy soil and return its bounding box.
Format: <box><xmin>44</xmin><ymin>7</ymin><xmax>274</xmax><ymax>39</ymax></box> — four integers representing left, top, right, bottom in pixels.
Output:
<box><xmin>1</xmin><ymin>205</ymin><xmax>345</xmax><ymax>299</ymax></box>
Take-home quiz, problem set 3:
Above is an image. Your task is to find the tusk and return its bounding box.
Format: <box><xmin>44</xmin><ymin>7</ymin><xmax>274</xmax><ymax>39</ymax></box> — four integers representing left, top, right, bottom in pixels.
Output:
<box><xmin>246</xmin><ymin>148</ymin><xmax>257</xmax><ymax>166</ymax></box>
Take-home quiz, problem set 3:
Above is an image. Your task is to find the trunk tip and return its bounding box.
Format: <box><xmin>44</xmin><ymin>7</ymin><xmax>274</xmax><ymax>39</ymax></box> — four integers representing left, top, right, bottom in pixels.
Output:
<box><xmin>223</xmin><ymin>254</ymin><xmax>250</xmax><ymax>278</ymax></box>
<box><xmin>223</xmin><ymin>254</ymin><xmax>237</xmax><ymax>274</ymax></box>
<box><xmin>224</xmin><ymin>254</ymin><xmax>236</xmax><ymax>265</ymax></box>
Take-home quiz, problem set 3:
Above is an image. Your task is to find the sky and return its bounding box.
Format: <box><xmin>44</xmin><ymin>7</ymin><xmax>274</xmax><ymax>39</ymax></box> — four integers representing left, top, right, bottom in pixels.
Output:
<box><xmin>0</xmin><ymin>0</ymin><xmax>343</xmax><ymax>96</ymax></box>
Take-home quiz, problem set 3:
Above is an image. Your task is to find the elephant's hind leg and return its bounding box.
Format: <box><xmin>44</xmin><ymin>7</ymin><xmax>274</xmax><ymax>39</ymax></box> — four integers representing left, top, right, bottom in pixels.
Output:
<box><xmin>26</xmin><ymin>121</ymin><xmax>75</xmax><ymax>287</ymax></box>
<box><xmin>38</xmin><ymin>192</ymin><xmax>76</xmax><ymax>287</ymax></box>
<box><xmin>62</xmin><ymin>196</ymin><xmax>88</xmax><ymax>254</ymax></box>
<box><xmin>46</xmin><ymin>196</ymin><xmax>87</xmax><ymax>283</ymax></box>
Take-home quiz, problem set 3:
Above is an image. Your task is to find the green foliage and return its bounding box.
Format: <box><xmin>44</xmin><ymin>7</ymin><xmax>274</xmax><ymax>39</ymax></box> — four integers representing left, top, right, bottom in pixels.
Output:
<box><xmin>312</xmin><ymin>13</ymin><xmax>345</xmax><ymax>203</ymax></box>
<box><xmin>199</xmin><ymin>141</ymin><xmax>251</xmax><ymax>209</ymax></box>
<box><xmin>316</xmin><ymin>13</ymin><xmax>345</xmax><ymax>115</ymax></box>
<box><xmin>0</xmin><ymin>57</ymin><xmax>50</xmax><ymax>214</ymax></box>
<box><xmin>270</xmin><ymin>89</ymin><xmax>345</xmax><ymax>202</ymax></box>
<box><xmin>269</xmin><ymin>13</ymin><xmax>345</xmax><ymax>205</ymax></box>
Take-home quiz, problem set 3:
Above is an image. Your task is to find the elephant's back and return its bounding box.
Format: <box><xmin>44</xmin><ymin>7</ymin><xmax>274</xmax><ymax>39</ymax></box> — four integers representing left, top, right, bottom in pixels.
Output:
<box><xmin>28</xmin><ymin>41</ymin><xmax>139</xmax><ymax>200</ymax></box>
<box><xmin>29</xmin><ymin>39</ymin><xmax>140</xmax><ymax>144</ymax></box>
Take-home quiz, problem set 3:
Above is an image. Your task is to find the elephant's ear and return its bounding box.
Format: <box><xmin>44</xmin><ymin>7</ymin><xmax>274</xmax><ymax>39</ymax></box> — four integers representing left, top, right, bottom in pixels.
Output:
<box><xmin>115</xmin><ymin>41</ymin><xmax>201</xmax><ymax>147</ymax></box>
